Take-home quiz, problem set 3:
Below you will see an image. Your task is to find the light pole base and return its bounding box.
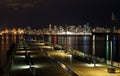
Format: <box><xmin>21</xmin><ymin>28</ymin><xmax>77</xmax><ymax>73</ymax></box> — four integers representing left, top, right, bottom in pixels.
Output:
<box><xmin>107</xmin><ymin>67</ymin><xmax>116</xmax><ymax>73</ymax></box>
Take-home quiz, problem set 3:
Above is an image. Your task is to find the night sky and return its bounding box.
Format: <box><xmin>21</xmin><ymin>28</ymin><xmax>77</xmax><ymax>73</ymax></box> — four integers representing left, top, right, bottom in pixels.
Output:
<box><xmin>0</xmin><ymin>0</ymin><xmax>119</xmax><ymax>28</ymax></box>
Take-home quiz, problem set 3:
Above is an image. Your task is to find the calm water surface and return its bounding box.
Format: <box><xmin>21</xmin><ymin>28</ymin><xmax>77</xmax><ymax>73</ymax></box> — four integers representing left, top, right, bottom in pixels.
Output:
<box><xmin>35</xmin><ymin>34</ymin><xmax>120</xmax><ymax>62</ymax></box>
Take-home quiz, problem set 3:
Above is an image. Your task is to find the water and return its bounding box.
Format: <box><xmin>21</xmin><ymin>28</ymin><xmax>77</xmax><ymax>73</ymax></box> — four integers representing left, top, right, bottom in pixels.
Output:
<box><xmin>32</xmin><ymin>33</ymin><xmax>120</xmax><ymax>62</ymax></box>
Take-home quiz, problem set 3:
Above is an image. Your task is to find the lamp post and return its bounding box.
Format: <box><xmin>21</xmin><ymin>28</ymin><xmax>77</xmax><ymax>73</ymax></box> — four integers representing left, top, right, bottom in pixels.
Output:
<box><xmin>92</xmin><ymin>35</ymin><xmax>96</xmax><ymax>67</ymax></box>
<box><xmin>110</xmin><ymin>41</ymin><xmax>113</xmax><ymax>67</ymax></box>
<box><xmin>107</xmin><ymin>33</ymin><xmax>116</xmax><ymax>73</ymax></box>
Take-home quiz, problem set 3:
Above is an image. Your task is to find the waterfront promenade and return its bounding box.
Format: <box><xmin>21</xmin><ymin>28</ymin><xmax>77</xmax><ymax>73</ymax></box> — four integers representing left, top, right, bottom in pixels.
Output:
<box><xmin>9</xmin><ymin>39</ymin><xmax>120</xmax><ymax>76</ymax></box>
<box><xmin>48</xmin><ymin>51</ymin><xmax>120</xmax><ymax>76</ymax></box>
<box><xmin>10</xmin><ymin>40</ymin><xmax>69</xmax><ymax>76</ymax></box>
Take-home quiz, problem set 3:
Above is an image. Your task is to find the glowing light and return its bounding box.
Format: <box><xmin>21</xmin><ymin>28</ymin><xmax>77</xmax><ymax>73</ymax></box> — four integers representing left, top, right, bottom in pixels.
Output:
<box><xmin>12</xmin><ymin>28</ymin><xmax>16</xmax><ymax>32</ymax></box>
<box><xmin>34</xmin><ymin>43</ymin><xmax>45</xmax><ymax>46</ymax></box>
<box><xmin>38</xmin><ymin>46</ymin><xmax>52</xmax><ymax>49</ymax></box>
<box><xmin>4</xmin><ymin>29</ymin><xmax>8</xmax><ymax>33</ymax></box>
<box><xmin>14</xmin><ymin>31</ymin><xmax>17</xmax><ymax>34</ymax></box>
<box><xmin>12</xmin><ymin>64</ymin><xmax>46</xmax><ymax>70</ymax></box>
<box><xmin>33</xmin><ymin>64</ymin><xmax>49</xmax><ymax>68</ymax></box>
<box><xmin>1</xmin><ymin>31</ymin><xmax>4</xmax><ymax>35</ymax></box>
<box><xmin>30</xmin><ymin>55</ymin><xmax>42</xmax><ymax>58</ymax></box>
<box><xmin>12</xmin><ymin>65</ymin><xmax>30</xmax><ymax>70</ymax></box>
<box><xmin>93</xmin><ymin>35</ymin><xmax>95</xmax><ymax>40</ymax></box>
<box><xmin>60</xmin><ymin>63</ymin><xmax>67</xmax><ymax>69</ymax></box>
<box><xmin>106</xmin><ymin>35</ymin><xmax>109</xmax><ymax>40</ymax></box>
<box><xmin>106</xmin><ymin>35</ymin><xmax>109</xmax><ymax>64</ymax></box>
<box><xmin>16</xmin><ymin>51</ymin><xmax>32</xmax><ymax>53</ymax></box>
<box><xmin>18</xmin><ymin>28</ymin><xmax>24</xmax><ymax>34</ymax></box>
<box><xmin>15</xmin><ymin>55</ymin><xmax>25</xmax><ymax>58</ymax></box>
<box><xmin>57</xmin><ymin>31</ymin><xmax>74</xmax><ymax>35</ymax></box>
<box><xmin>69</xmin><ymin>54</ymin><xmax>72</xmax><ymax>63</ymax></box>
<box><xmin>82</xmin><ymin>63</ymin><xmax>105</xmax><ymax>67</ymax></box>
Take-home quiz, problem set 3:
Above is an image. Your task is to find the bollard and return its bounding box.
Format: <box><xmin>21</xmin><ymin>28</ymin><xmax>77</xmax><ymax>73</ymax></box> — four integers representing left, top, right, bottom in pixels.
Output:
<box><xmin>32</xmin><ymin>67</ymin><xmax>35</xmax><ymax>76</ymax></box>
<box><xmin>107</xmin><ymin>67</ymin><xmax>116</xmax><ymax>73</ymax></box>
<box><xmin>30</xmin><ymin>67</ymin><xmax>36</xmax><ymax>76</ymax></box>
<box><xmin>29</xmin><ymin>67</ymin><xmax>35</xmax><ymax>76</ymax></box>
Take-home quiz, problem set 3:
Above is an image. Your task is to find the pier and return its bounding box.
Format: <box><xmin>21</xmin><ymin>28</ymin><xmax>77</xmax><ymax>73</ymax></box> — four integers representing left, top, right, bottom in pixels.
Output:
<box><xmin>7</xmin><ymin>38</ymin><xmax>120</xmax><ymax>76</ymax></box>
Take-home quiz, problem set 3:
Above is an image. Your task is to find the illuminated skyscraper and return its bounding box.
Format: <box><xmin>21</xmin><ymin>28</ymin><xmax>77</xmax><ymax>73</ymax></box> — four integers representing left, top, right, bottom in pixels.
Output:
<box><xmin>49</xmin><ymin>24</ymin><xmax>52</xmax><ymax>31</ymax></box>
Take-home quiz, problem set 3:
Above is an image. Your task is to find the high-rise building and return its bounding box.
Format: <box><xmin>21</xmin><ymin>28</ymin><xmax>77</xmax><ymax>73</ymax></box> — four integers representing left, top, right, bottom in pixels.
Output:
<box><xmin>49</xmin><ymin>24</ymin><xmax>52</xmax><ymax>31</ymax></box>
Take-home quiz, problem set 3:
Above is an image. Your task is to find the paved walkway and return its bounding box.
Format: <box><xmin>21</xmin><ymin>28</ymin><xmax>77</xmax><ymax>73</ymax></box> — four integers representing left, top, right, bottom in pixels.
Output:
<box><xmin>10</xmin><ymin>40</ymin><xmax>69</xmax><ymax>76</ymax></box>
<box><xmin>10</xmin><ymin>39</ymin><xmax>120</xmax><ymax>76</ymax></box>
<box><xmin>48</xmin><ymin>51</ymin><xmax>120</xmax><ymax>76</ymax></box>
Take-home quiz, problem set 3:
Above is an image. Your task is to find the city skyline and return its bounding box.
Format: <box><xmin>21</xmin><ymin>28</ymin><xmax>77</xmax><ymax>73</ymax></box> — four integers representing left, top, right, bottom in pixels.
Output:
<box><xmin>0</xmin><ymin>0</ymin><xmax>119</xmax><ymax>28</ymax></box>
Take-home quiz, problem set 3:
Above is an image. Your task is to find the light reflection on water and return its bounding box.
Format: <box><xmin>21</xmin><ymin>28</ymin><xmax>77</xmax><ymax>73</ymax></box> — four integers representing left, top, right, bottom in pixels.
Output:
<box><xmin>0</xmin><ymin>34</ymin><xmax>24</xmax><ymax>68</ymax></box>
<box><xmin>46</xmin><ymin>34</ymin><xmax>120</xmax><ymax>62</ymax></box>
<box><xmin>54</xmin><ymin>35</ymin><xmax>92</xmax><ymax>54</ymax></box>
<box><xmin>26</xmin><ymin>34</ymin><xmax>120</xmax><ymax>62</ymax></box>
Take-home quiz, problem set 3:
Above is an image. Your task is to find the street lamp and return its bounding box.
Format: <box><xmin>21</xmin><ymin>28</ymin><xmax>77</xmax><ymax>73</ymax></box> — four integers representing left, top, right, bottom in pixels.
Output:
<box><xmin>110</xmin><ymin>41</ymin><xmax>113</xmax><ymax>67</ymax></box>
<box><xmin>92</xmin><ymin>35</ymin><xmax>96</xmax><ymax>67</ymax></box>
<box><xmin>107</xmin><ymin>39</ymin><xmax>116</xmax><ymax>73</ymax></box>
